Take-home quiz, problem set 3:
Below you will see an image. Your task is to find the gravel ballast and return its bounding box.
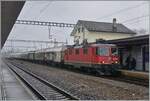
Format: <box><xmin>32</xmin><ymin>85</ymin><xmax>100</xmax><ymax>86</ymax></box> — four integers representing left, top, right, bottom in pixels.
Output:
<box><xmin>9</xmin><ymin>60</ymin><xmax>149</xmax><ymax>100</ymax></box>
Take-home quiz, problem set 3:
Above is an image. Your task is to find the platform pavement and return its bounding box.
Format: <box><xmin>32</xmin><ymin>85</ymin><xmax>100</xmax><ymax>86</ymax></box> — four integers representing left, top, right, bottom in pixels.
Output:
<box><xmin>0</xmin><ymin>60</ymin><xmax>36</xmax><ymax>100</ymax></box>
<box><xmin>0</xmin><ymin>76</ymin><xmax>2</xmax><ymax>100</ymax></box>
<box><xmin>118</xmin><ymin>69</ymin><xmax>149</xmax><ymax>80</ymax></box>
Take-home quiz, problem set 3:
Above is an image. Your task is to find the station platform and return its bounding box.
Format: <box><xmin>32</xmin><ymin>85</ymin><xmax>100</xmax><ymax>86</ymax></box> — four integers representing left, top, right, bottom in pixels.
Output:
<box><xmin>118</xmin><ymin>69</ymin><xmax>149</xmax><ymax>80</ymax></box>
<box><xmin>0</xmin><ymin>60</ymin><xmax>36</xmax><ymax>100</ymax></box>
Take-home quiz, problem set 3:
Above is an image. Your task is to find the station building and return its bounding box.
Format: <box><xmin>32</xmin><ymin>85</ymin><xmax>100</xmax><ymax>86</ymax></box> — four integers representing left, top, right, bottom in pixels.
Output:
<box><xmin>71</xmin><ymin>19</ymin><xmax>136</xmax><ymax>44</ymax></box>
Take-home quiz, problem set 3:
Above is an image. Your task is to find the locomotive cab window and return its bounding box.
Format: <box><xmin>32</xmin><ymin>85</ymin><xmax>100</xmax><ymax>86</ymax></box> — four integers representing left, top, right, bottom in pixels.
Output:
<box><xmin>75</xmin><ymin>49</ymin><xmax>79</xmax><ymax>55</ymax></box>
<box><xmin>111</xmin><ymin>48</ymin><xmax>118</xmax><ymax>56</ymax></box>
<box><xmin>96</xmin><ymin>47</ymin><xmax>109</xmax><ymax>56</ymax></box>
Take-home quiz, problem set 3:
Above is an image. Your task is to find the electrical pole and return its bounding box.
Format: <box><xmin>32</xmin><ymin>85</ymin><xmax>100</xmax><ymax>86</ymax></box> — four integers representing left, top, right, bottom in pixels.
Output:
<box><xmin>48</xmin><ymin>25</ymin><xmax>53</xmax><ymax>40</ymax></box>
<box><xmin>66</xmin><ymin>39</ymin><xmax>68</xmax><ymax>45</ymax></box>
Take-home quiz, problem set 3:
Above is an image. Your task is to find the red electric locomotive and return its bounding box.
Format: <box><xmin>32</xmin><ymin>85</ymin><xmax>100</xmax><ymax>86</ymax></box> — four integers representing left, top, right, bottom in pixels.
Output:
<box><xmin>64</xmin><ymin>43</ymin><xmax>119</xmax><ymax>75</ymax></box>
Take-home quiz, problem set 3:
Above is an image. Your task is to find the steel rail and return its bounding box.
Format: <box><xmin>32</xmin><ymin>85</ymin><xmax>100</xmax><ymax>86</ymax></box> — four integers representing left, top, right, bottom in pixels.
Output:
<box><xmin>9</xmin><ymin>59</ymin><xmax>149</xmax><ymax>87</ymax></box>
<box><xmin>107</xmin><ymin>76</ymin><xmax>149</xmax><ymax>87</ymax></box>
<box><xmin>5</xmin><ymin>61</ymin><xmax>46</xmax><ymax>100</ymax></box>
<box><xmin>6</xmin><ymin>60</ymin><xmax>79</xmax><ymax>100</ymax></box>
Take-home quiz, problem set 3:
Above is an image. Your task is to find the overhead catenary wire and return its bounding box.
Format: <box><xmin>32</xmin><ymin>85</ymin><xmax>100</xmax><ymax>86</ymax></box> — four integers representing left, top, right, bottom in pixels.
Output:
<box><xmin>21</xmin><ymin>2</ymin><xmax>34</xmax><ymax>18</ymax></box>
<box><xmin>10</xmin><ymin>1</ymin><xmax>148</xmax><ymax>50</ymax></box>
<box><xmin>38</xmin><ymin>1</ymin><xmax>53</xmax><ymax>20</ymax></box>
<box><xmin>121</xmin><ymin>14</ymin><xmax>149</xmax><ymax>23</ymax></box>
<box><xmin>39</xmin><ymin>1</ymin><xmax>53</xmax><ymax>14</ymax></box>
<box><xmin>124</xmin><ymin>21</ymin><xmax>145</xmax><ymax>31</ymax></box>
<box><xmin>124</xmin><ymin>18</ymin><xmax>146</xmax><ymax>25</ymax></box>
<box><xmin>121</xmin><ymin>15</ymin><xmax>150</xmax><ymax>32</ymax></box>
<box><xmin>95</xmin><ymin>2</ymin><xmax>147</xmax><ymax>20</ymax></box>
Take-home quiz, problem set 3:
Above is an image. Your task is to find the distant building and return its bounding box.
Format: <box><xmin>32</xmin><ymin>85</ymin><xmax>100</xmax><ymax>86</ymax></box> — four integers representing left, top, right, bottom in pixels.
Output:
<box><xmin>71</xmin><ymin>18</ymin><xmax>136</xmax><ymax>44</ymax></box>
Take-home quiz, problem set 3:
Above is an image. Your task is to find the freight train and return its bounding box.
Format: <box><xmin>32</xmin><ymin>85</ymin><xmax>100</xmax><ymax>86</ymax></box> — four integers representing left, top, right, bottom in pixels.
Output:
<box><xmin>11</xmin><ymin>43</ymin><xmax>120</xmax><ymax>75</ymax></box>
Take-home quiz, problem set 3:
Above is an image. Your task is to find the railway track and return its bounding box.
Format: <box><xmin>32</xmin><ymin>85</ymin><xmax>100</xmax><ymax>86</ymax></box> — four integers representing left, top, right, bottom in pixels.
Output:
<box><xmin>103</xmin><ymin>76</ymin><xmax>149</xmax><ymax>87</ymax></box>
<box><xmin>9</xmin><ymin>59</ymin><xmax>149</xmax><ymax>87</ymax></box>
<box><xmin>51</xmin><ymin>63</ymin><xmax>149</xmax><ymax>87</ymax></box>
<box><xmin>63</xmin><ymin>65</ymin><xmax>149</xmax><ymax>87</ymax></box>
<box><xmin>5</xmin><ymin>60</ymin><xmax>78</xmax><ymax>100</ymax></box>
<box><xmin>4</xmin><ymin>59</ymin><xmax>149</xmax><ymax>100</ymax></box>
<box><xmin>80</xmin><ymin>70</ymin><xmax>149</xmax><ymax>87</ymax></box>
<box><xmin>56</xmin><ymin>66</ymin><xmax>149</xmax><ymax>87</ymax></box>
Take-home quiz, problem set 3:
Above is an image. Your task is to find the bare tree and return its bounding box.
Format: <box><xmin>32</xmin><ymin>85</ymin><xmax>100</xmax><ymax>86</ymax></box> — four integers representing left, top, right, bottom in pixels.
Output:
<box><xmin>133</xmin><ymin>29</ymin><xmax>148</xmax><ymax>35</ymax></box>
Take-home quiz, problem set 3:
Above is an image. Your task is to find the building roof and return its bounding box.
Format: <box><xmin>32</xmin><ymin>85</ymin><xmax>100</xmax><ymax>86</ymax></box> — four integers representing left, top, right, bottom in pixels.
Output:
<box><xmin>80</xmin><ymin>35</ymin><xmax>149</xmax><ymax>46</ymax></box>
<box><xmin>71</xmin><ymin>20</ymin><xmax>136</xmax><ymax>36</ymax></box>
<box><xmin>107</xmin><ymin>34</ymin><xmax>149</xmax><ymax>46</ymax></box>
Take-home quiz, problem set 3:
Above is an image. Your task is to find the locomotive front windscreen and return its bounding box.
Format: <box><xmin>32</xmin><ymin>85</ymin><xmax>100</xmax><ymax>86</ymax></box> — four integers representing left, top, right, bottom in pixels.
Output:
<box><xmin>96</xmin><ymin>47</ymin><xmax>109</xmax><ymax>56</ymax></box>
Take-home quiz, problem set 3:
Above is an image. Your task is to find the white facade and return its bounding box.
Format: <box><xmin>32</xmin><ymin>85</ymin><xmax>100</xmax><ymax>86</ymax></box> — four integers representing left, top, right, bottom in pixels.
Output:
<box><xmin>72</xmin><ymin>27</ymin><xmax>134</xmax><ymax>44</ymax></box>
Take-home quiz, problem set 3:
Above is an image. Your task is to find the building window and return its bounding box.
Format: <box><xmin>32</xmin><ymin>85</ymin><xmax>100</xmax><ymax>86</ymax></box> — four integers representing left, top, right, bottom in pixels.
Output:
<box><xmin>81</xmin><ymin>27</ymin><xmax>84</xmax><ymax>32</ymax></box>
<box><xmin>78</xmin><ymin>28</ymin><xmax>80</xmax><ymax>33</ymax></box>
<box><xmin>83</xmin><ymin>48</ymin><xmax>88</xmax><ymax>54</ymax></box>
<box><xmin>75</xmin><ymin>49</ymin><xmax>79</xmax><ymax>55</ymax></box>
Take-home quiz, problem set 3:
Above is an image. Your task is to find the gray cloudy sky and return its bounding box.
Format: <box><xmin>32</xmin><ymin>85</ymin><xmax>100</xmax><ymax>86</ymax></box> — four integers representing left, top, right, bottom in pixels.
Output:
<box><xmin>4</xmin><ymin>1</ymin><xmax>149</xmax><ymax>51</ymax></box>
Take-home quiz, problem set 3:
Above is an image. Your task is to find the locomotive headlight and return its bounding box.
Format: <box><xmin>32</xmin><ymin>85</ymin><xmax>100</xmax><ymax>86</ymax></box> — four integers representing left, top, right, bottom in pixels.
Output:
<box><xmin>115</xmin><ymin>61</ymin><xmax>118</xmax><ymax>63</ymax></box>
<box><xmin>102</xmin><ymin>61</ymin><xmax>105</xmax><ymax>64</ymax></box>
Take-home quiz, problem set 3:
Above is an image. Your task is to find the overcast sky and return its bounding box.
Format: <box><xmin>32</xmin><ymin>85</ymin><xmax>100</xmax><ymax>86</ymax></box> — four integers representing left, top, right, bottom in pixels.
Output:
<box><xmin>3</xmin><ymin>1</ymin><xmax>149</xmax><ymax>52</ymax></box>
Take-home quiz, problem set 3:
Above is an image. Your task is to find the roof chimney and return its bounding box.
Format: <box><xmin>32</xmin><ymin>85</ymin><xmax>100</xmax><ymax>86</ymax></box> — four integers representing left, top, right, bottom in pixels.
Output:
<box><xmin>112</xmin><ymin>18</ymin><xmax>117</xmax><ymax>32</ymax></box>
